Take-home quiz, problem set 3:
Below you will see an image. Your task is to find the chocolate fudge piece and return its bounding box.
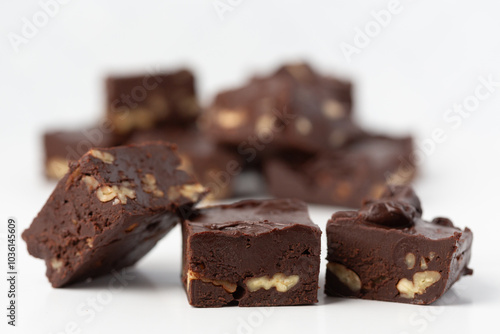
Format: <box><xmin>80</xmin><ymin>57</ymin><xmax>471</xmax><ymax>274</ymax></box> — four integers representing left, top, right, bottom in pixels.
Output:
<box><xmin>325</xmin><ymin>185</ymin><xmax>473</xmax><ymax>304</ymax></box>
<box><xmin>264</xmin><ymin>134</ymin><xmax>415</xmax><ymax>208</ymax></box>
<box><xmin>44</xmin><ymin>127</ymin><xmax>122</xmax><ymax>180</ymax></box>
<box><xmin>106</xmin><ymin>69</ymin><xmax>200</xmax><ymax>134</ymax></box>
<box><xmin>202</xmin><ymin>62</ymin><xmax>359</xmax><ymax>152</ymax></box>
<box><xmin>126</xmin><ymin>126</ymin><xmax>243</xmax><ymax>199</ymax></box>
<box><xmin>23</xmin><ymin>142</ymin><xmax>207</xmax><ymax>287</ymax></box>
<box><xmin>182</xmin><ymin>199</ymin><xmax>321</xmax><ymax>307</ymax></box>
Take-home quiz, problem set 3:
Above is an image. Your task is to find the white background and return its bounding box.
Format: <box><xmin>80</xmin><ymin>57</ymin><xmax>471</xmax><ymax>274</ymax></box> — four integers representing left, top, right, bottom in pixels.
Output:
<box><xmin>1</xmin><ymin>0</ymin><xmax>500</xmax><ymax>333</ymax></box>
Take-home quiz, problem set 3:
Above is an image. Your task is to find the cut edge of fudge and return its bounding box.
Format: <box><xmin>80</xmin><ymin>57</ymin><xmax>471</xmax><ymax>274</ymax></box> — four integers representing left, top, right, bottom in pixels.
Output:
<box><xmin>325</xmin><ymin>185</ymin><xmax>473</xmax><ymax>305</ymax></box>
<box><xmin>44</xmin><ymin>126</ymin><xmax>124</xmax><ymax>180</ymax></box>
<box><xmin>182</xmin><ymin>198</ymin><xmax>322</xmax><ymax>307</ymax></box>
<box><xmin>264</xmin><ymin>133</ymin><xmax>416</xmax><ymax>208</ymax></box>
<box><xmin>202</xmin><ymin>62</ymin><xmax>354</xmax><ymax>152</ymax></box>
<box><xmin>125</xmin><ymin>125</ymin><xmax>244</xmax><ymax>200</ymax></box>
<box><xmin>106</xmin><ymin>69</ymin><xmax>200</xmax><ymax>135</ymax></box>
<box><xmin>23</xmin><ymin>142</ymin><xmax>208</xmax><ymax>287</ymax></box>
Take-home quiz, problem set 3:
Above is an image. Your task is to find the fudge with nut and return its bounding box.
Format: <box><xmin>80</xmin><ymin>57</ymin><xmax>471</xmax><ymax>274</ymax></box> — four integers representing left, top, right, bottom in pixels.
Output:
<box><xmin>202</xmin><ymin>62</ymin><xmax>360</xmax><ymax>152</ymax></box>
<box><xmin>264</xmin><ymin>134</ymin><xmax>415</xmax><ymax>208</ymax></box>
<box><xmin>182</xmin><ymin>199</ymin><xmax>321</xmax><ymax>307</ymax></box>
<box><xmin>23</xmin><ymin>142</ymin><xmax>207</xmax><ymax>287</ymax></box>
<box><xmin>106</xmin><ymin>69</ymin><xmax>200</xmax><ymax>134</ymax></box>
<box><xmin>126</xmin><ymin>126</ymin><xmax>242</xmax><ymax>199</ymax></box>
<box><xmin>44</xmin><ymin>127</ymin><xmax>123</xmax><ymax>180</ymax></box>
<box><xmin>325</xmin><ymin>185</ymin><xmax>473</xmax><ymax>304</ymax></box>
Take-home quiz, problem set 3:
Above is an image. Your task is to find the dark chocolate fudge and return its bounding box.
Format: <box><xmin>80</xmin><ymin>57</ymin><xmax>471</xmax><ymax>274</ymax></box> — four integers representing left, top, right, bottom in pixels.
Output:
<box><xmin>126</xmin><ymin>126</ymin><xmax>243</xmax><ymax>199</ymax></box>
<box><xmin>106</xmin><ymin>69</ymin><xmax>200</xmax><ymax>134</ymax></box>
<box><xmin>202</xmin><ymin>62</ymin><xmax>359</xmax><ymax>152</ymax></box>
<box><xmin>325</xmin><ymin>185</ymin><xmax>473</xmax><ymax>304</ymax></box>
<box><xmin>182</xmin><ymin>199</ymin><xmax>321</xmax><ymax>307</ymax></box>
<box><xmin>264</xmin><ymin>134</ymin><xmax>415</xmax><ymax>208</ymax></box>
<box><xmin>44</xmin><ymin>126</ymin><xmax>122</xmax><ymax>180</ymax></box>
<box><xmin>23</xmin><ymin>142</ymin><xmax>207</xmax><ymax>287</ymax></box>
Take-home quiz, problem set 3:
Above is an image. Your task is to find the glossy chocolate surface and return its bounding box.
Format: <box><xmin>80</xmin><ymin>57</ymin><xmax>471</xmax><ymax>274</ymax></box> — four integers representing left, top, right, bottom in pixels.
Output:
<box><xmin>182</xmin><ymin>199</ymin><xmax>321</xmax><ymax>307</ymax></box>
<box><xmin>325</xmin><ymin>185</ymin><xmax>473</xmax><ymax>304</ymax></box>
<box><xmin>23</xmin><ymin>142</ymin><xmax>207</xmax><ymax>287</ymax></box>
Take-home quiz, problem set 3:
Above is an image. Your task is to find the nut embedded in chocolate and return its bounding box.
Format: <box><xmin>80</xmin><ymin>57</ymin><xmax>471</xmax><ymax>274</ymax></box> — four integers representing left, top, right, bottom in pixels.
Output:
<box><xmin>264</xmin><ymin>135</ymin><xmax>415</xmax><ymax>208</ymax></box>
<box><xmin>325</xmin><ymin>185</ymin><xmax>473</xmax><ymax>305</ymax></box>
<box><xmin>106</xmin><ymin>69</ymin><xmax>200</xmax><ymax>134</ymax></box>
<box><xmin>182</xmin><ymin>199</ymin><xmax>321</xmax><ymax>307</ymax></box>
<box><xmin>204</xmin><ymin>62</ymin><xmax>356</xmax><ymax>153</ymax></box>
<box><xmin>125</xmin><ymin>126</ymin><xmax>242</xmax><ymax>199</ymax></box>
<box><xmin>23</xmin><ymin>142</ymin><xmax>207</xmax><ymax>288</ymax></box>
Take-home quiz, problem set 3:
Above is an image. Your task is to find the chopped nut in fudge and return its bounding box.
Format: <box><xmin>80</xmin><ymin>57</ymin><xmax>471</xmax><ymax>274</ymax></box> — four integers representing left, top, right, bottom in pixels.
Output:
<box><xmin>325</xmin><ymin>185</ymin><xmax>473</xmax><ymax>304</ymax></box>
<box><xmin>44</xmin><ymin>127</ymin><xmax>123</xmax><ymax>180</ymax></box>
<box><xmin>182</xmin><ymin>199</ymin><xmax>321</xmax><ymax>307</ymax></box>
<box><xmin>106</xmin><ymin>69</ymin><xmax>200</xmax><ymax>134</ymax></box>
<box><xmin>264</xmin><ymin>134</ymin><xmax>415</xmax><ymax>208</ymax></box>
<box><xmin>202</xmin><ymin>62</ymin><xmax>360</xmax><ymax>153</ymax></box>
<box><xmin>23</xmin><ymin>142</ymin><xmax>207</xmax><ymax>287</ymax></box>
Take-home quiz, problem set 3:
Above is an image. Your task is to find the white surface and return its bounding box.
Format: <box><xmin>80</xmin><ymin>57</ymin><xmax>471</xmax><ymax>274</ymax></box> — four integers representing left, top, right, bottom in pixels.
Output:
<box><xmin>1</xmin><ymin>1</ymin><xmax>500</xmax><ymax>333</ymax></box>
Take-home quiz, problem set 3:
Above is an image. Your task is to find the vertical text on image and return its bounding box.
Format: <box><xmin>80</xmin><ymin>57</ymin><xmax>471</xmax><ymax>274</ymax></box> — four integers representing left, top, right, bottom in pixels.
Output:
<box><xmin>6</xmin><ymin>217</ymin><xmax>18</xmax><ymax>326</ymax></box>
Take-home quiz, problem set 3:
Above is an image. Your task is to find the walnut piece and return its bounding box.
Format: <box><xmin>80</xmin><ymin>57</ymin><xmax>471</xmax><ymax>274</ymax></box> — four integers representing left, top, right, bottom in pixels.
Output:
<box><xmin>405</xmin><ymin>253</ymin><xmax>416</xmax><ymax>270</ymax></box>
<box><xmin>82</xmin><ymin>175</ymin><xmax>99</xmax><ymax>191</ymax></box>
<box><xmin>96</xmin><ymin>184</ymin><xmax>136</xmax><ymax>204</ymax></box>
<box><xmin>420</xmin><ymin>257</ymin><xmax>428</xmax><ymax>270</ymax></box>
<box><xmin>255</xmin><ymin>114</ymin><xmax>276</xmax><ymax>136</ymax></box>
<box><xmin>396</xmin><ymin>271</ymin><xmax>441</xmax><ymax>299</ymax></box>
<box><xmin>168</xmin><ymin>183</ymin><xmax>206</xmax><ymax>202</ymax></box>
<box><xmin>86</xmin><ymin>238</ymin><xmax>93</xmax><ymax>248</ymax></box>
<box><xmin>387</xmin><ymin>166</ymin><xmax>414</xmax><ymax>186</ymax></box>
<box><xmin>178</xmin><ymin>154</ymin><xmax>194</xmax><ymax>173</ymax></box>
<box><xmin>322</xmin><ymin>99</ymin><xmax>345</xmax><ymax>120</ymax></box>
<box><xmin>246</xmin><ymin>273</ymin><xmax>299</xmax><ymax>293</ymax></box>
<box><xmin>216</xmin><ymin>109</ymin><xmax>247</xmax><ymax>129</ymax></box>
<box><xmin>141</xmin><ymin>173</ymin><xmax>164</xmax><ymax>197</ymax></box>
<box><xmin>327</xmin><ymin>262</ymin><xmax>361</xmax><ymax>292</ymax></box>
<box><xmin>295</xmin><ymin>117</ymin><xmax>312</xmax><ymax>135</ymax></box>
<box><xmin>51</xmin><ymin>258</ymin><xmax>64</xmax><ymax>271</ymax></box>
<box><xmin>46</xmin><ymin>157</ymin><xmax>69</xmax><ymax>179</ymax></box>
<box><xmin>90</xmin><ymin>149</ymin><xmax>115</xmax><ymax>164</ymax></box>
<box><xmin>187</xmin><ymin>270</ymin><xmax>237</xmax><ymax>293</ymax></box>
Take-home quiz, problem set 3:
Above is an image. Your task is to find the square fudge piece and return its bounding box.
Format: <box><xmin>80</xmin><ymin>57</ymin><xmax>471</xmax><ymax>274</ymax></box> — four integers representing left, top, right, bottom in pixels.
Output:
<box><xmin>126</xmin><ymin>126</ymin><xmax>243</xmax><ymax>199</ymax></box>
<box><xmin>44</xmin><ymin>127</ymin><xmax>123</xmax><ymax>180</ymax></box>
<box><xmin>325</xmin><ymin>186</ymin><xmax>473</xmax><ymax>304</ymax></box>
<box><xmin>264</xmin><ymin>134</ymin><xmax>415</xmax><ymax>208</ymax></box>
<box><xmin>106</xmin><ymin>69</ymin><xmax>200</xmax><ymax>134</ymax></box>
<box><xmin>23</xmin><ymin>142</ymin><xmax>207</xmax><ymax>287</ymax></box>
<box><xmin>182</xmin><ymin>199</ymin><xmax>321</xmax><ymax>307</ymax></box>
<box><xmin>202</xmin><ymin>62</ymin><xmax>360</xmax><ymax>152</ymax></box>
